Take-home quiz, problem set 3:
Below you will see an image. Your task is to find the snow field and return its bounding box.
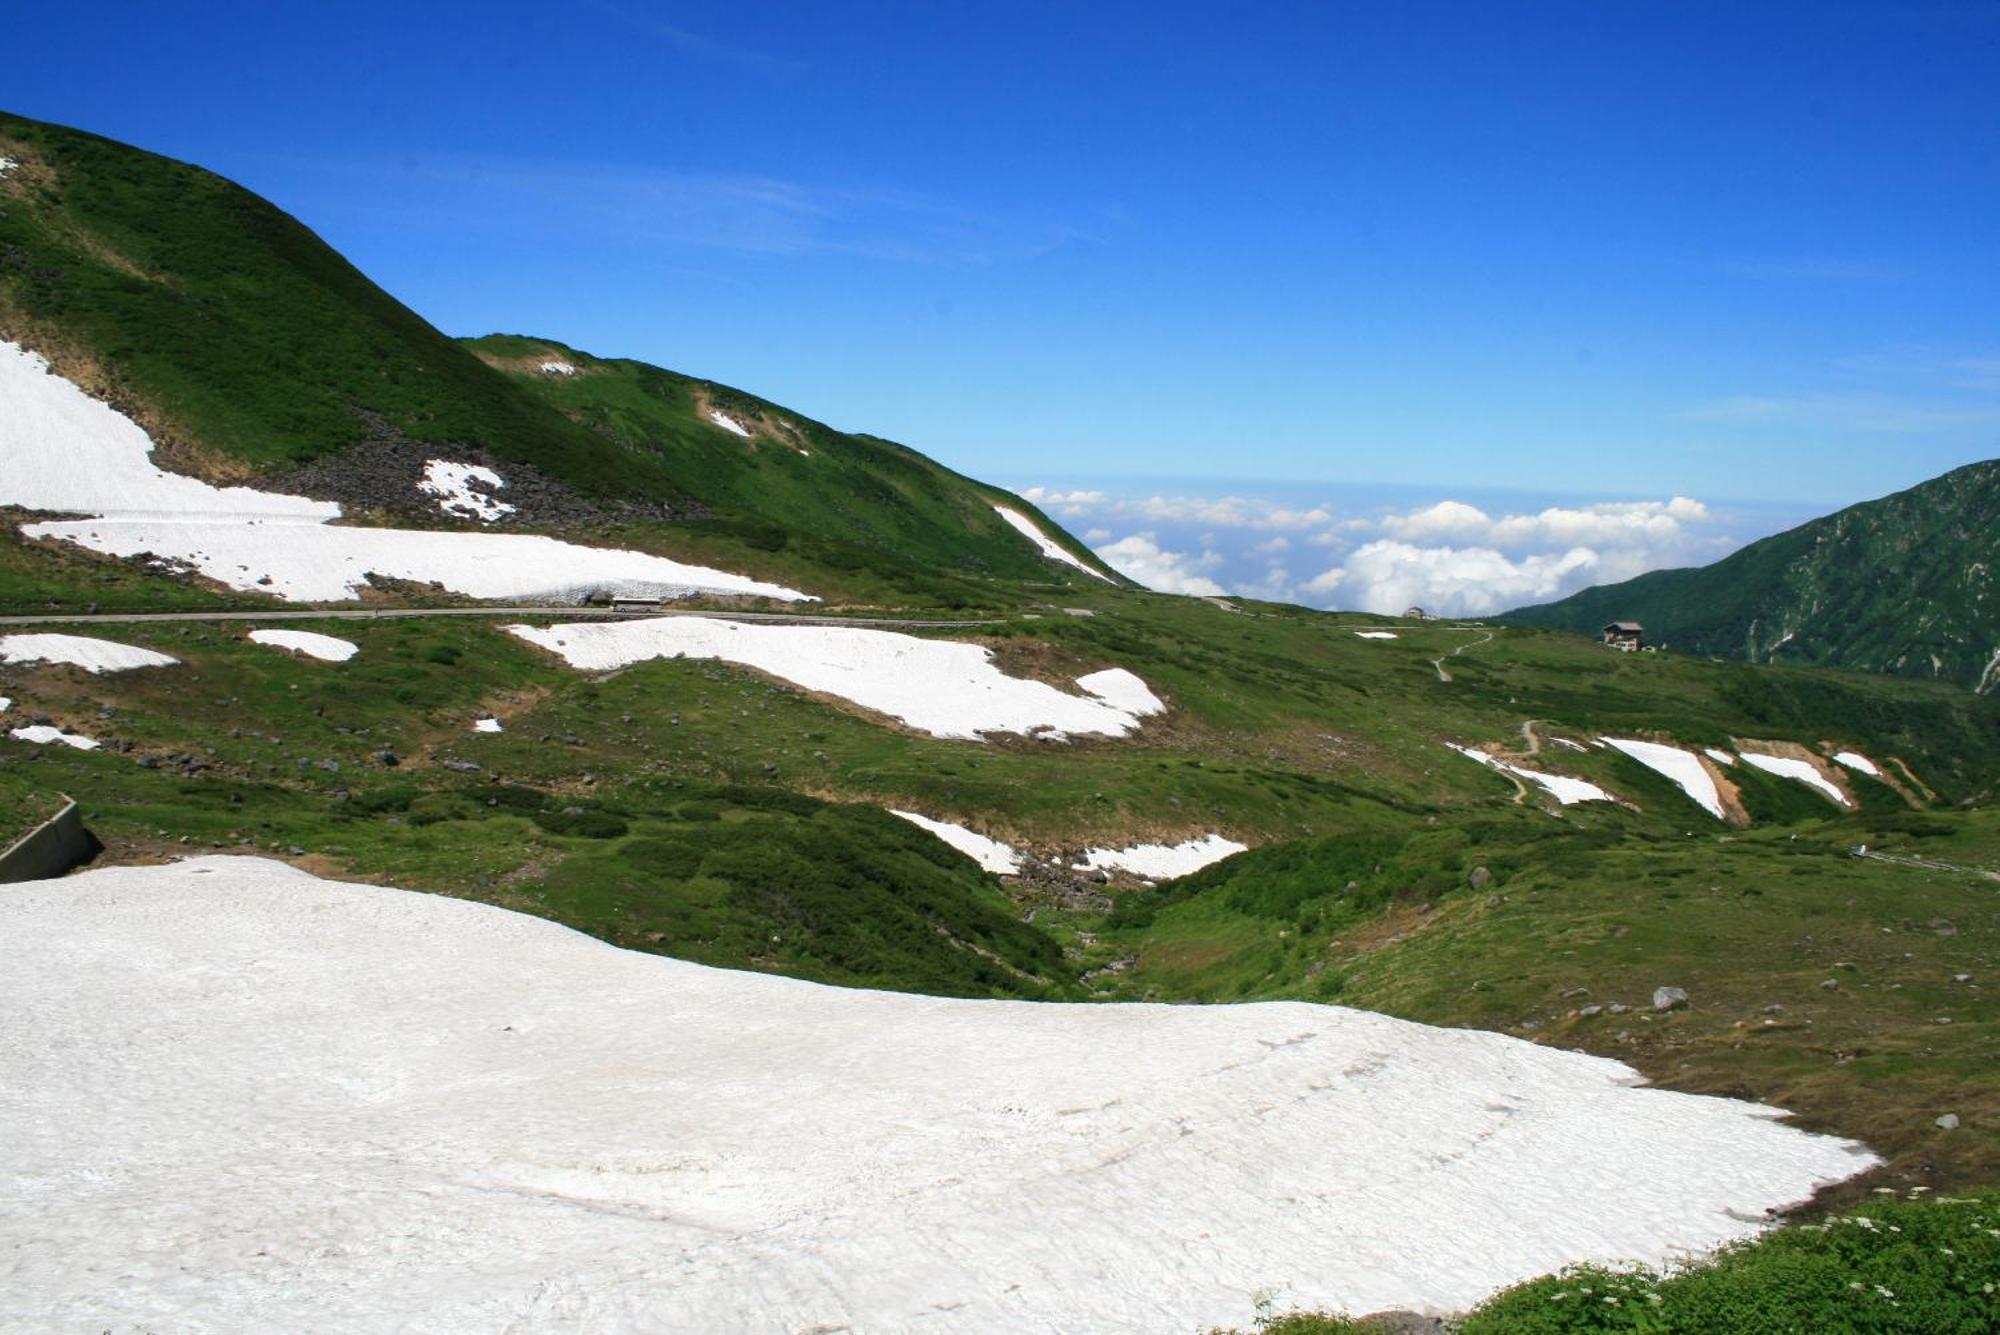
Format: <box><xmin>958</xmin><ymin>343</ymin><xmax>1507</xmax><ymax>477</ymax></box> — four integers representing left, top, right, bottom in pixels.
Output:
<box><xmin>0</xmin><ymin>341</ymin><xmax>811</xmax><ymax>604</ymax></box>
<box><xmin>1739</xmin><ymin>751</ymin><xmax>1852</xmax><ymax>808</ymax></box>
<box><xmin>890</xmin><ymin>810</ymin><xmax>1022</xmax><ymax>875</ymax></box>
<box><xmin>8</xmin><ymin>724</ymin><xmax>98</xmax><ymax>750</ymax></box>
<box><xmin>246</xmin><ymin>629</ymin><xmax>359</xmax><ymax>663</ymax></box>
<box><xmin>539</xmin><ymin>361</ymin><xmax>577</xmax><ymax>376</ymax></box>
<box><xmin>507</xmin><ymin>617</ymin><xmax>1166</xmax><ymax>741</ymax></box>
<box><xmin>1833</xmin><ymin>751</ymin><xmax>1881</xmax><ymax>778</ymax></box>
<box><xmin>1074</xmin><ymin>833</ymin><xmax>1248</xmax><ymax>879</ymax></box>
<box><xmin>1353</xmin><ymin>631</ymin><xmax>1399</xmax><ymax>640</ymax></box>
<box><xmin>1704</xmin><ymin>747</ymin><xmax>1738</xmax><ymax>767</ymax></box>
<box><xmin>0</xmin><ymin>858</ymin><xmax>1876</xmax><ymax>1332</ymax></box>
<box><xmin>1447</xmin><ymin>744</ymin><xmax>1614</xmax><ymax>807</ymax></box>
<box><xmin>992</xmin><ymin>504</ymin><xmax>1115</xmax><ymax>582</ymax></box>
<box><xmin>0</xmin><ymin>633</ymin><xmax>178</xmax><ymax>674</ymax></box>
<box><xmin>418</xmin><ymin>460</ymin><xmax>516</xmax><ymax>523</ymax></box>
<box><xmin>706</xmin><ymin>409</ymin><xmax>752</xmax><ymax>437</ymax></box>
<box><xmin>1598</xmin><ymin>738</ymin><xmax>1728</xmax><ymax>820</ymax></box>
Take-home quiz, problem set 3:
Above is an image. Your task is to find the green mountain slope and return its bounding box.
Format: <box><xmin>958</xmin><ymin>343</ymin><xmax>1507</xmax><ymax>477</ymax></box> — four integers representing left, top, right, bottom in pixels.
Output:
<box><xmin>0</xmin><ymin>109</ymin><xmax>1113</xmax><ymax>585</ymax></box>
<box><xmin>1502</xmin><ymin>461</ymin><xmax>2000</xmax><ymax>693</ymax></box>
<box><xmin>463</xmin><ymin>332</ymin><xmax>1116</xmax><ymax>579</ymax></box>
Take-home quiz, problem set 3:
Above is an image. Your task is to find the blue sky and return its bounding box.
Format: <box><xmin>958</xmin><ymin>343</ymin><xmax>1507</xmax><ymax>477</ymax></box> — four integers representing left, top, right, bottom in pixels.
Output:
<box><xmin>10</xmin><ymin>2</ymin><xmax>1998</xmax><ymax>610</ymax></box>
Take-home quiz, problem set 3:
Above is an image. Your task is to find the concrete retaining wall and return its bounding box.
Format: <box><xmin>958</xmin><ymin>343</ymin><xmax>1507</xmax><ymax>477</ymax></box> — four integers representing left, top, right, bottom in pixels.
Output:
<box><xmin>0</xmin><ymin>797</ymin><xmax>101</xmax><ymax>884</ymax></box>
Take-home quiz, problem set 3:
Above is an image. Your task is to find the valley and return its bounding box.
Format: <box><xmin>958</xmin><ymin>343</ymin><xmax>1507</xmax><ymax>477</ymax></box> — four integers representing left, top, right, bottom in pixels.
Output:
<box><xmin>4</xmin><ymin>103</ymin><xmax>1999</xmax><ymax>1331</ymax></box>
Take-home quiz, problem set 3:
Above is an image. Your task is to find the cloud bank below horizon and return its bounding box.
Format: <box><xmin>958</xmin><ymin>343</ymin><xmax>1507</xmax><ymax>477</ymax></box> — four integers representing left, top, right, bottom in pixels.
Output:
<box><xmin>1020</xmin><ymin>486</ymin><xmax>1774</xmax><ymax>616</ymax></box>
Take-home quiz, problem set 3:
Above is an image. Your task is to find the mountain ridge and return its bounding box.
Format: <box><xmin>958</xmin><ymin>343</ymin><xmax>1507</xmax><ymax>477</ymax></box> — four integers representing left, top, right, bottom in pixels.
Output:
<box><xmin>1501</xmin><ymin>460</ymin><xmax>2000</xmax><ymax>693</ymax></box>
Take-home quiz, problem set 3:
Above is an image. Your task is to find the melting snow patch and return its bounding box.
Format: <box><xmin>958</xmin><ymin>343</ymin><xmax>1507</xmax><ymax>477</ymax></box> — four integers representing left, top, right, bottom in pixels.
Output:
<box><xmin>890</xmin><ymin>810</ymin><xmax>1022</xmax><ymax>875</ymax></box>
<box><xmin>247</xmin><ymin>629</ymin><xmax>358</xmax><ymax>663</ymax></box>
<box><xmin>706</xmin><ymin>409</ymin><xmax>752</xmax><ymax>438</ymax></box>
<box><xmin>0</xmin><ymin>857</ymin><xmax>1876</xmax><ymax>1330</ymax></box>
<box><xmin>1739</xmin><ymin>752</ymin><xmax>1852</xmax><ymax>808</ymax></box>
<box><xmin>993</xmin><ymin>504</ymin><xmax>1115</xmax><ymax>583</ymax></box>
<box><xmin>473</xmin><ymin>717</ymin><xmax>504</xmax><ymax>734</ymax></box>
<box><xmin>1354</xmin><ymin>631</ymin><xmax>1399</xmax><ymax>640</ymax></box>
<box><xmin>0</xmin><ymin>633</ymin><xmax>177</xmax><ymax>674</ymax></box>
<box><xmin>1075</xmin><ymin>833</ymin><xmax>1247</xmax><ymax>879</ymax></box>
<box><xmin>0</xmin><ymin>697</ymin><xmax>10</xmax><ymax>713</ymax></box>
<box><xmin>508</xmin><ymin>617</ymin><xmax>1164</xmax><ymax>741</ymax></box>
<box><xmin>0</xmin><ymin>157</ymin><xmax>17</xmax><ymax>177</ymax></box>
<box><xmin>418</xmin><ymin>460</ymin><xmax>517</xmax><ymax>523</ymax></box>
<box><xmin>1551</xmin><ymin>737</ymin><xmax>1588</xmax><ymax>752</ymax></box>
<box><xmin>1833</xmin><ymin>751</ymin><xmax>1881</xmax><ymax>778</ymax></box>
<box><xmin>9</xmin><ymin>724</ymin><xmax>98</xmax><ymax>750</ymax></box>
<box><xmin>1447</xmin><ymin>744</ymin><xmax>1614</xmax><ymax>807</ymax></box>
<box><xmin>0</xmin><ymin>342</ymin><xmax>811</xmax><ymax>604</ymax></box>
<box><xmin>538</xmin><ymin>360</ymin><xmax>577</xmax><ymax>376</ymax></box>
<box><xmin>1600</xmin><ymin>738</ymin><xmax>1726</xmax><ymax>820</ymax></box>
<box><xmin>1704</xmin><ymin>748</ymin><xmax>1737</xmax><ymax>767</ymax></box>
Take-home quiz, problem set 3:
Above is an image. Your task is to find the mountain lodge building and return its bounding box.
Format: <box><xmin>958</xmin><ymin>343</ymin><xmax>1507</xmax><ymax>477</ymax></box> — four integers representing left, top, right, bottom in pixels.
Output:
<box><xmin>1603</xmin><ymin>621</ymin><xmax>1644</xmax><ymax>651</ymax></box>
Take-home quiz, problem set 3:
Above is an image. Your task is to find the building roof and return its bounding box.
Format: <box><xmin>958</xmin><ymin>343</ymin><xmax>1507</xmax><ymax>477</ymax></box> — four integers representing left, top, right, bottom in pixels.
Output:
<box><xmin>1604</xmin><ymin>621</ymin><xmax>1643</xmax><ymax>633</ymax></box>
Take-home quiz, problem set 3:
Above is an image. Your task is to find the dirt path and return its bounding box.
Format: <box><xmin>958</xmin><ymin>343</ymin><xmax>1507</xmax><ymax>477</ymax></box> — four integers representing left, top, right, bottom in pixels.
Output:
<box><xmin>1430</xmin><ymin>629</ymin><xmax>1495</xmax><ymax>683</ymax></box>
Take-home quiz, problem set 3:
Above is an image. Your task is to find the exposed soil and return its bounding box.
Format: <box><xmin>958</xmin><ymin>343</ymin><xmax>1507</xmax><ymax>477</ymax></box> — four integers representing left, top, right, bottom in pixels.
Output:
<box><xmin>260</xmin><ymin>410</ymin><xmax>698</xmax><ymax>529</ymax></box>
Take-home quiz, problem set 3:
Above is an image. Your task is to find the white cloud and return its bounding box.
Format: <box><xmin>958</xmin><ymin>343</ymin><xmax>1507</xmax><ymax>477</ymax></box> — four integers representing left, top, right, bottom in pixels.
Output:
<box><xmin>1306</xmin><ymin>541</ymin><xmax>1601</xmax><ymax>617</ymax></box>
<box><xmin>1025</xmin><ymin>488</ymin><xmax>1332</xmax><ymax>532</ymax></box>
<box><xmin>1093</xmin><ymin>534</ymin><xmax>1227</xmax><ymax>597</ymax></box>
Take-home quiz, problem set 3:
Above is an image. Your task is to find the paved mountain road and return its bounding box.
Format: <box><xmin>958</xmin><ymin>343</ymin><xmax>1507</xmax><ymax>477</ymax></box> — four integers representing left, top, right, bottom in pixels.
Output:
<box><xmin>0</xmin><ymin>606</ymin><xmax>1004</xmax><ymax>631</ymax></box>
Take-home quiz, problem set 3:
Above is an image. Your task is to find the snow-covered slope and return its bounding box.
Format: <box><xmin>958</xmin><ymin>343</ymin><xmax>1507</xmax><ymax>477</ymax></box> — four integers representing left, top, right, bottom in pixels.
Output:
<box><xmin>1599</xmin><ymin>738</ymin><xmax>1727</xmax><ymax>820</ymax></box>
<box><xmin>0</xmin><ymin>341</ymin><xmax>810</xmax><ymax>604</ymax></box>
<box><xmin>0</xmin><ymin>858</ymin><xmax>1874</xmax><ymax>1333</ymax></box>
<box><xmin>1075</xmin><ymin>833</ymin><xmax>1248</xmax><ymax>879</ymax></box>
<box><xmin>0</xmin><ymin>632</ymin><xmax>177</xmax><ymax>674</ymax></box>
<box><xmin>993</xmin><ymin>504</ymin><xmax>1115</xmax><ymax>583</ymax></box>
<box><xmin>890</xmin><ymin>810</ymin><xmax>1023</xmax><ymax>875</ymax></box>
<box><xmin>508</xmin><ymin>617</ymin><xmax>1164</xmax><ymax>740</ymax></box>
<box><xmin>246</xmin><ymin>629</ymin><xmax>359</xmax><ymax>663</ymax></box>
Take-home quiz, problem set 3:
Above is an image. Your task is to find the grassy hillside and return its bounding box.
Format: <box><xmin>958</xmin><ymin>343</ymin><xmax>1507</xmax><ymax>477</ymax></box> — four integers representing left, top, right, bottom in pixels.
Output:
<box><xmin>1502</xmin><ymin>461</ymin><xmax>2000</xmax><ymax>693</ymax></box>
<box><xmin>5</xmin><ymin>596</ymin><xmax>1998</xmax><ymax>1189</ymax></box>
<box><xmin>468</xmin><ymin>333</ymin><xmax>1121</xmax><ymax>580</ymax></box>
<box><xmin>0</xmin><ymin>109</ymin><xmax>1113</xmax><ymax>590</ymax></box>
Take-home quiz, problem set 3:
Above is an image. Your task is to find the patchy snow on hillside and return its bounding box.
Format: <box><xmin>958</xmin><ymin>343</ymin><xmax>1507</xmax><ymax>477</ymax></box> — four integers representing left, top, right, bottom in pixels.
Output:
<box><xmin>539</xmin><ymin>360</ymin><xmax>577</xmax><ymax>376</ymax></box>
<box><xmin>0</xmin><ymin>697</ymin><xmax>11</xmax><ymax>713</ymax></box>
<box><xmin>8</xmin><ymin>724</ymin><xmax>99</xmax><ymax>750</ymax></box>
<box><xmin>1704</xmin><ymin>747</ymin><xmax>1738</xmax><ymax>767</ymax></box>
<box><xmin>247</xmin><ymin>629</ymin><xmax>358</xmax><ymax>663</ymax></box>
<box><xmin>993</xmin><ymin>504</ymin><xmax>1116</xmax><ymax>583</ymax></box>
<box><xmin>706</xmin><ymin>409</ymin><xmax>752</xmax><ymax>437</ymax></box>
<box><xmin>1833</xmin><ymin>751</ymin><xmax>1881</xmax><ymax>778</ymax></box>
<box><xmin>0</xmin><ymin>341</ymin><xmax>812</xmax><ymax>605</ymax></box>
<box><xmin>0</xmin><ymin>633</ymin><xmax>177</xmax><ymax>674</ymax></box>
<box><xmin>418</xmin><ymin>460</ymin><xmax>517</xmax><ymax>523</ymax></box>
<box><xmin>1354</xmin><ymin>630</ymin><xmax>1399</xmax><ymax>640</ymax></box>
<box><xmin>1599</xmin><ymin>738</ymin><xmax>1726</xmax><ymax>820</ymax></box>
<box><xmin>508</xmin><ymin>617</ymin><xmax>1164</xmax><ymax>741</ymax></box>
<box><xmin>1447</xmin><ymin>744</ymin><xmax>1613</xmax><ymax>807</ymax></box>
<box><xmin>1739</xmin><ymin>751</ymin><xmax>1852</xmax><ymax>808</ymax></box>
<box><xmin>890</xmin><ymin>810</ymin><xmax>1022</xmax><ymax>875</ymax></box>
<box><xmin>1075</xmin><ymin>833</ymin><xmax>1247</xmax><ymax>879</ymax></box>
<box><xmin>0</xmin><ymin>857</ymin><xmax>1875</xmax><ymax>1332</ymax></box>
<box><xmin>473</xmin><ymin>717</ymin><xmax>504</xmax><ymax>734</ymax></box>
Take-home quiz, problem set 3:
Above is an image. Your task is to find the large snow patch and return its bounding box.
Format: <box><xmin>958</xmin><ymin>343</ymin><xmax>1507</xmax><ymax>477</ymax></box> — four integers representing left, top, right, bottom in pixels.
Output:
<box><xmin>0</xmin><ymin>858</ymin><xmax>1875</xmax><ymax>1332</ymax></box>
<box><xmin>993</xmin><ymin>504</ymin><xmax>1115</xmax><ymax>582</ymax></box>
<box><xmin>507</xmin><ymin>616</ymin><xmax>1165</xmax><ymax>740</ymax></box>
<box><xmin>1075</xmin><ymin>833</ymin><xmax>1248</xmax><ymax>879</ymax></box>
<box><xmin>1447</xmin><ymin>743</ymin><xmax>1614</xmax><ymax>807</ymax></box>
<box><xmin>0</xmin><ymin>632</ymin><xmax>177</xmax><ymax>674</ymax></box>
<box><xmin>1600</xmin><ymin>738</ymin><xmax>1727</xmax><ymax>820</ymax></box>
<box><xmin>890</xmin><ymin>810</ymin><xmax>1022</xmax><ymax>875</ymax></box>
<box><xmin>247</xmin><ymin>629</ymin><xmax>359</xmax><ymax>663</ymax></box>
<box><xmin>0</xmin><ymin>342</ymin><xmax>810</xmax><ymax>604</ymax></box>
